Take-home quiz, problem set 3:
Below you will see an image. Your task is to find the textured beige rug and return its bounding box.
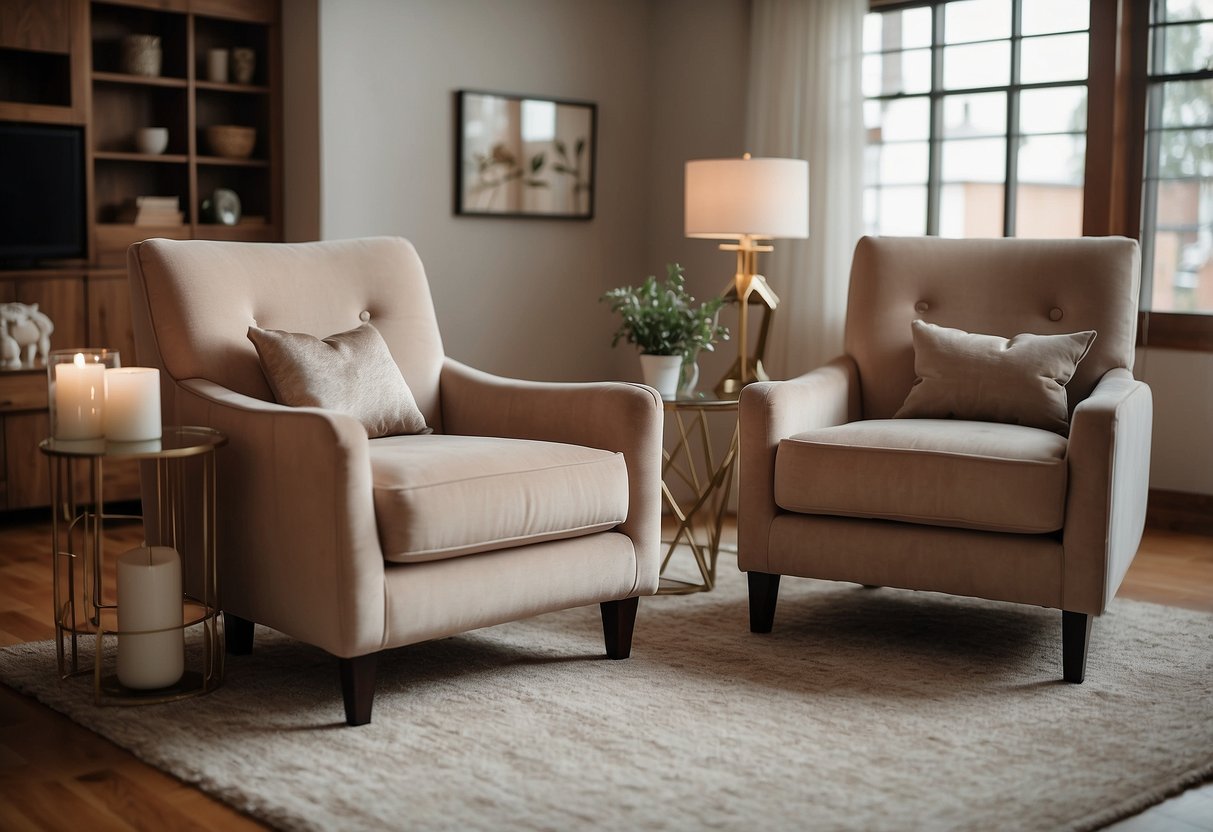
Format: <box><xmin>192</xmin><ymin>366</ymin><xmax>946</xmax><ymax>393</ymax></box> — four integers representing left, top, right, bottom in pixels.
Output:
<box><xmin>2</xmin><ymin>560</ymin><xmax>1211</xmax><ymax>832</ymax></box>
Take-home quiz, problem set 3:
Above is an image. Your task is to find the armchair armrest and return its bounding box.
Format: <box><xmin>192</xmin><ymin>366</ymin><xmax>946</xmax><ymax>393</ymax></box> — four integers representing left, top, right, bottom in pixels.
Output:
<box><xmin>439</xmin><ymin>358</ymin><xmax>663</xmax><ymax>596</ymax></box>
<box><xmin>737</xmin><ymin>356</ymin><xmax>862</xmax><ymax>573</ymax></box>
<box><xmin>176</xmin><ymin>378</ymin><xmax>389</xmax><ymax>657</ymax></box>
<box><xmin>1063</xmin><ymin>368</ymin><xmax>1153</xmax><ymax>614</ymax></box>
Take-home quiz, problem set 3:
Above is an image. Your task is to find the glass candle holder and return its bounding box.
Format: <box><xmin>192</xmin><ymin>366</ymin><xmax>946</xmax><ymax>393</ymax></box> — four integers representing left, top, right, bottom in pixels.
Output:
<box><xmin>47</xmin><ymin>349</ymin><xmax>120</xmax><ymax>440</ymax></box>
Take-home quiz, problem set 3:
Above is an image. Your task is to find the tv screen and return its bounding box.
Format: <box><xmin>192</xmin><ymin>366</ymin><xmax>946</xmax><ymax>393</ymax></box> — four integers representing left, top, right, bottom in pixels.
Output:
<box><xmin>0</xmin><ymin>122</ymin><xmax>85</xmax><ymax>267</ymax></box>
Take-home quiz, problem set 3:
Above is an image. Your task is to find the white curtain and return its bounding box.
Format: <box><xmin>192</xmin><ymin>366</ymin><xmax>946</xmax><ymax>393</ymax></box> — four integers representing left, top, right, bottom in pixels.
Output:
<box><xmin>747</xmin><ymin>0</ymin><xmax>866</xmax><ymax>378</ymax></box>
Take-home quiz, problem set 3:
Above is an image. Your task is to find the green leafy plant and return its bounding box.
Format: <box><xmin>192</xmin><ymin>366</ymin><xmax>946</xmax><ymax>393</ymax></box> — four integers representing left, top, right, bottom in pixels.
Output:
<box><xmin>600</xmin><ymin>264</ymin><xmax>728</xmax><ymax>357</ymax></box>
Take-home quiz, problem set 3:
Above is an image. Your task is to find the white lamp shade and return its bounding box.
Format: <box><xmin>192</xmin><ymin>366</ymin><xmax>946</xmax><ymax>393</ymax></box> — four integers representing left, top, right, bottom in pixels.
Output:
<box><xmin>685</xmin><ymin>156</ymin><xmax>809</xmax><ymax>240</ymax></box>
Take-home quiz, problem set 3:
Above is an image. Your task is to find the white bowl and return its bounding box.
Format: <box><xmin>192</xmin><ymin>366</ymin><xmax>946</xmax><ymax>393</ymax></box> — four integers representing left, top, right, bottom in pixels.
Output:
<box><xmin>136</xmin><ymin>127</ymin><xmax>169</xmax><ymax>155</ymax></box>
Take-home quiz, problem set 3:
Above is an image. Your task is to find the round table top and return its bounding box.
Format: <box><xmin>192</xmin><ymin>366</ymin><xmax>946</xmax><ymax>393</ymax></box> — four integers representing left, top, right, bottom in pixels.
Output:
<box><xmin>39</xmin><ymin>426</ymin><xmax>227</xmax><ymax>460</ymax></box>
<box><xmin>662</xmin><ymin>391</ymin><xmax>740</xmax><ymax>412</ymax></box>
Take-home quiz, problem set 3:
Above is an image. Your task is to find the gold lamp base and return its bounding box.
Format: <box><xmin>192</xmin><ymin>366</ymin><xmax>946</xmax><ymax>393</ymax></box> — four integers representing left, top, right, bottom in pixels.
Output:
<box><xmin>713</xmin><ymin>235</ymin><xmax>779</xmax><ymax>399</ymax></box>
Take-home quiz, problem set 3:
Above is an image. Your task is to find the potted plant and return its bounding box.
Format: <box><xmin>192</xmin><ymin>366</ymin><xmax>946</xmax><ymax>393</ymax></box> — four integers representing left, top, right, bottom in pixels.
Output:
<box><xmin>601</xmin><ymin>264</ymin><xmax>728</xmax><ymax>398</ymax></box>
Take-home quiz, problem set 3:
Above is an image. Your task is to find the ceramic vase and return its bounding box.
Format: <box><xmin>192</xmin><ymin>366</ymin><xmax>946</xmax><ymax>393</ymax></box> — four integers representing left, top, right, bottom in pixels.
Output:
<box><xmin>639</xmin><ymin>354</ymin><xmax>682</xmax><ymax>400</ymax></box>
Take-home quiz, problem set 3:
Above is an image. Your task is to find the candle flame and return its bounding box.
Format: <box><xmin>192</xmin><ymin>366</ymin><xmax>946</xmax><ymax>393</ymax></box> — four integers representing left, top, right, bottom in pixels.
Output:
<box><xmin>73</xmin><ymin>352</ymin><xmax>85</xmax><ymax>367</ymax></box>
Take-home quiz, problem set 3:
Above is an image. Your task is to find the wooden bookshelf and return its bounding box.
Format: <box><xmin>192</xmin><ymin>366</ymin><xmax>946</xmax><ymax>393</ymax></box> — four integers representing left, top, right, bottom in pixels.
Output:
<box><xmin>0</xmin><ymin>0</ymin><xmax>282</xmax><ymax>508</ymax></box>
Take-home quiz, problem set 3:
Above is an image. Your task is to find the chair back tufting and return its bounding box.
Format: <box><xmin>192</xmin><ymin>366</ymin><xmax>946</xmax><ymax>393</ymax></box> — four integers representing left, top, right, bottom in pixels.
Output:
<box><xmin>127</xmin><ymin>236</ymin><xmax>446</xmax><ymax>427</ymax></box>
<box><xmin>843</xmin><ymin>235</ymin><xmax>1141</xmax><ymax>420</ymax></box>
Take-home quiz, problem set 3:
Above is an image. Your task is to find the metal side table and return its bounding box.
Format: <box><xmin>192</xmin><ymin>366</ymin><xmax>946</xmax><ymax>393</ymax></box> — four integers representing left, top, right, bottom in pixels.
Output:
<box><xmin>41</xmin><ymin>426</ymin><xmax>227</xmax><ymax>704</ymax></box>
<box><xmin>659</xmin><ymin>394</ymin><xmax>739</xmax><ymax>594</ymax></box>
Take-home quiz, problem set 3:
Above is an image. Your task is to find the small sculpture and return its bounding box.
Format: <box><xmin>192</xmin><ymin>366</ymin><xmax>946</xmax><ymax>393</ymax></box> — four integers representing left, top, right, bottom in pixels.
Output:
<box><xmin>0</xmin><ymin>302</ymin><xmax>55</xmax><ymax>370</ymax></box>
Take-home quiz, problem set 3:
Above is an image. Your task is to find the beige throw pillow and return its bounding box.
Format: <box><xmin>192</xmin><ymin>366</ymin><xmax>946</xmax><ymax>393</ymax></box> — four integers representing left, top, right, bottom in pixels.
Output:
<box><xmin>248</xmin><ymin>322</ymin><xmax>430</xmax><ymax>438</ymax></box>
<box><xmin>895</xmin><ymin>320</ymin><xmax>1096</xmax><ymax>436</ymax></box>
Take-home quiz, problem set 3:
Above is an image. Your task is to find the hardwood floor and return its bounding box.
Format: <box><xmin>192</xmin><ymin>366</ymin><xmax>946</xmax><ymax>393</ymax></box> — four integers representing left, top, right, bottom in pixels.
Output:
<box><xmin>0</xmin><ymin>511</ymin><xmax>1209</xmax><ymax>831</ymax></box>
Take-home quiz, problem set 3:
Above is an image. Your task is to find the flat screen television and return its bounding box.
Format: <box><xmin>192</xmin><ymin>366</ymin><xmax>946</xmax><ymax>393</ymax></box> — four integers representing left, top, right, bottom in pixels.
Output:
<box><xmin>0</xmin><ymin>121</ymin><xmax>85</xmax><ymax>268</ymax></box>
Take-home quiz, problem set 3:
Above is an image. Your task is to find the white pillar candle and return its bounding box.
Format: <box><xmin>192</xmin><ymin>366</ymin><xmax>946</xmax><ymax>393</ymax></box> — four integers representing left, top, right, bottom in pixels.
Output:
<box><xmin>117</xmin><ymin>546</ymin><xmax>184</xmax><ymax>690</ymax></box>
<box><xmin>53</xmin><ymin>352</ymin><xmax>106</xmax><ymax>439</ymax></box>
<box><xmin>105</xmin><ymin>367</ymin><xmax>162</xmax><ymax>441</ymax></box>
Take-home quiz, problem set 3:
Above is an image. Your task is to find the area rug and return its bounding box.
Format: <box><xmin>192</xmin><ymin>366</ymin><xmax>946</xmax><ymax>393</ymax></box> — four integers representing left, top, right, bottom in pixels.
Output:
<box><xmin>2</xmin><ymin>561</ymin><xmax>1211</xmax><ymax>832</ymax></box>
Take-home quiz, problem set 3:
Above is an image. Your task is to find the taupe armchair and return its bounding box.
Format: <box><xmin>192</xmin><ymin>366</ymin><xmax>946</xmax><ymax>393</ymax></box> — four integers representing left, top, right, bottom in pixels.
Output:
<box><xmin>739</xmin><ymin>236</ymin><xmax>1152</xmax><ymax>680</ymax></box>
<box><xmin>127</xmin><ymin>237</ymin><xmax>662</xmax><ymax>724</ymax></box>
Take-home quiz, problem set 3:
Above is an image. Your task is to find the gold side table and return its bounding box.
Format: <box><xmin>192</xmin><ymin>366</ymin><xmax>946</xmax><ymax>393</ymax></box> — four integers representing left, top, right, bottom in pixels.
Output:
<box><xmin>659</xmin><ymin>394</ymin><xmax>739</xmax><ymax>594</ymax></box>
<box><xmin>40</xmin><ymin>426</ymin><xmax>227</xmax><ymax>705</ymax></box>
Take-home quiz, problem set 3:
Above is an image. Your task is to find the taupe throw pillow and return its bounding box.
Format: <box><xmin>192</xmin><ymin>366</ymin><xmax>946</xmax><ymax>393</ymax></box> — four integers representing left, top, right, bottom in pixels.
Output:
<box><xmin>248</xmin><ymin>322</ymin><xmax>430</xmax><ymax>438</ymax></box>
<box><xmin>895</xmin><ymin>320</ymin><xmax>1097</xmax><ymax>436</ymax></box>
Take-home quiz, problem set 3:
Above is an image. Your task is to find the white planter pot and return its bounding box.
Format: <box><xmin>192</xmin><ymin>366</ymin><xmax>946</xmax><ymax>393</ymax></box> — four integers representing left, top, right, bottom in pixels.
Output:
<box><xmin>640</xmin><ymin>354</ymin><xmax>683</xmax><ymax>400</ymax></box>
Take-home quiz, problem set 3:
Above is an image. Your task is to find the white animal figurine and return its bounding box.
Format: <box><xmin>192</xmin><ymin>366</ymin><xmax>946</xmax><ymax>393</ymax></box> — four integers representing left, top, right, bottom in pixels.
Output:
<box><xmin>0</xmin><ymin>302</ymin><xmax>55</xmax><ymax>369</ymax></box>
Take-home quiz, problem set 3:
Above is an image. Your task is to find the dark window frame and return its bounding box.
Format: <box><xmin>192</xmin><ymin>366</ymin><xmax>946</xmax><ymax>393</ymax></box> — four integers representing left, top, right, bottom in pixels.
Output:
<box><xmin>870</xmin><ymin>0</ymin><xmax>1213</xmax><ymax>351</ymax></box>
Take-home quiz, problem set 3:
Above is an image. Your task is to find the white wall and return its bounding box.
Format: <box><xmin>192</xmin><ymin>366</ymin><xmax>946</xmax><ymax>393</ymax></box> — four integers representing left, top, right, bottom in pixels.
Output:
<box><xmin>313</xmin><ymin>0</ymin><xmax>656</xmax><ymax>382</ymax></box>
<box><xmin>1136</xmin><ymin>347</ymin><xmax>1213</xmax><ymax>495</ymax></box>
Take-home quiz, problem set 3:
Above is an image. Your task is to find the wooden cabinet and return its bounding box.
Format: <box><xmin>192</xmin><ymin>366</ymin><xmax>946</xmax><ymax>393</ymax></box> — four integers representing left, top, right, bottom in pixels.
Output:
<box><xmin>0</xmin><ymin>270</ymin><xmax>141</xmax><ymax>507</ymax></box>
<box><xmin>0</xmin><ymin>0</ymin><xmax>280</xmax><ymax>509</ymax></box>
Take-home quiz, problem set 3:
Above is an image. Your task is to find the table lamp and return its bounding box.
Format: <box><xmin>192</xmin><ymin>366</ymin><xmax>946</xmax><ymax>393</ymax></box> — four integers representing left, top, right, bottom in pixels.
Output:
<box><xmin>685</xmin><ymin>154</ymin><xmax>809</xmax><ymax>397</ymax></box>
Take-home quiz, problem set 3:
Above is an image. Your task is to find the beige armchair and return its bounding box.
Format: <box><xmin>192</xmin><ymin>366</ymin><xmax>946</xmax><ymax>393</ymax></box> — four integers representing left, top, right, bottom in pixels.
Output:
<box><xmin>127</xmin><ymin>237</ymin><xmax>662</xmax><ymax>724</ymax></box>
<box><xmin>739</xmin><ymin>236</ymin><xmax>1152</xmax><ymax>681</ymax></box>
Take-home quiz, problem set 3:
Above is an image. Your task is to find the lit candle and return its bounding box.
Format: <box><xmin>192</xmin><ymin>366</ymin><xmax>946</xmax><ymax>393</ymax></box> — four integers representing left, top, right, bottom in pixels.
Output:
<box><xmin>105</xmin><ymin>367</ymin><xmax>162</xmax><ymax>441</ymax></box>
<box><xmin>53</xmin><ymin>352</ymin><xmax>106</xmax><ymax>439</ymax></box>
<box><xmin>117</xmin><ymin>546</ymin><xmax>184</xmax><ymax>690</ymax></box>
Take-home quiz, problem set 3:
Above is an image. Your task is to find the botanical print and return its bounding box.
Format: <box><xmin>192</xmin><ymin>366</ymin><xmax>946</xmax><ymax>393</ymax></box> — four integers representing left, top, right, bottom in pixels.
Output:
<box><xmin>457</xmin><ymin>91</ymin><xmax>595</xmax><ymax>218</ymax></box>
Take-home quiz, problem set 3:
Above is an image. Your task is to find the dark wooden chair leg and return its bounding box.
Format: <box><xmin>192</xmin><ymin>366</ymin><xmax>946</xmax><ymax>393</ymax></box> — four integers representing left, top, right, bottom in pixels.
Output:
<box><xmin>600</xmin><ymin>597</ymin><xmax>639</xmax><ymax>660</ymax></box>
<box><xmin>748</xmin><ymin>572</ymin><xmax>781</xmax><ymax>633</ymax></box>
<box><xmin>224</xmin><ymin>612</ymin><xmax>254</xmax><ymax>656</ymax></box>
<box><xmin>1062</xmin><ymin>610</ymin><xmax>1091</xmax><ymax>683</ymax></box>
<box><xmin>339</xmin><ymin>653</ymin><xmax>379</xmax><ymax>726</ymax></box>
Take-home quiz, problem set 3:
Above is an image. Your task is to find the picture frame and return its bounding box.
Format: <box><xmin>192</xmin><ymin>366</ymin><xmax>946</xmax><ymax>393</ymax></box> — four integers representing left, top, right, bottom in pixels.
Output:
<box><xmin>455</xmin><ymin>90</ymin><xmax>597</xmax><ymax>220</ymax></box>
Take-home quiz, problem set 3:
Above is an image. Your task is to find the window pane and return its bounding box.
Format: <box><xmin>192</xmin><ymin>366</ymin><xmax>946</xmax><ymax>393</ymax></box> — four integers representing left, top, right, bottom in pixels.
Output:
<box><xmin>863</xmin><ymin>49</ymin><xmax>932</xmax><ymax>97</ymax></box>
<box><xmin>943</xmin><ymin>92</ymin><xmax>1007</xmax><ymax>138</ymax></box>
<box><xmin>943</xmin><ymin>42</ymin><xmax>1012</xmax><ymax>89</ymax></box>
<box><xmin>1022</xmin><ymin>0</ymin><xmax>1090</xmax><ymax>36</ymax></box>
<box><xmin>876</xmin><ymin>141</ymin><xmax>930</xmax><ymax>184</ymax></box>
<box><xmin>1159</xmin><ymin>23</ymin><xmax>1213</xmax><ymax>74</ymax></box>
<box><xmin>864</xmin><ymin>187</ymin><xmax>879</xmax><ymax>234</ymax></box>
<box><xmin>1155</xmin><ymin>128</ymin><xmax>1213</xmax><ymax>177</ymax></box>
<box><xmin>1015</xmin><ymin>182</ymin><xmax>1084</xmax><ymax>237</ymax></box>
<box><xmin>1159</xmin><ymin>79</ymin><xmax>1213</xmax><ymax>128</ymax></box>
<box><xmin>1019</xmin><ymin>134</ymin><xmax>1086</xmax><ymax>186</ymax></box>
<box><xmin>944</xmin><ymin>0</ymin><xmax>1011</xmax><ymax>44</ymax></box>
<box><xmin>875</xmin><ymin>186</ymin><xmax>929</xmax><ymax>235</ymax></box>
<box><xmin>941</xmin><ymin>137</ymin><xmax>1006</xmax><ymax>182</ymax></box>
<box><xmin>1148</xmin><ymin>217</ymin><xmax>1213</xmax><ymax>312</ymax></box>
<box><xmin>867</xmin><ymin>97</ymin><xmax>931</xmax><ymax>142</ymax></box>
<box><xmin>864</xmin><ymin>7</ymin><xmax>932</xmax><ymax>52</ymax></box>
<box><xmin>939</xmin><ymin>183</ymin><xmax>1004</xmax><ymax>237</ymax></box>
<box><xmin>1161</xmin><ymin>0</ymin><xmax>1213</xmax><ymax>23</ymax></box>
<box><xmin>1155</xmin><ymin>179</ymin><xmax>1211</xmax><ymax>224</ymax></box>
<box><xmin>1019</xmin><ymin>86</ymin><xmax>1087</xmax><ymax>134</ymax></box>
<box><xmin>1020</xmin><ymin>33</ymin><xmax>1090</xmax><ymax>83</ymax></box>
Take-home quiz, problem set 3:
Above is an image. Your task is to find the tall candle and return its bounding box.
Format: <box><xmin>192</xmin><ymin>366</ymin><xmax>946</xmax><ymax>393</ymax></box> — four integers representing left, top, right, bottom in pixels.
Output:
<box><xmin>105</xmin><ymin>367</ymin><xmax>161</xmax><ymax>441</ymax></box>
<box><xmin>117</xmin><ymin>546</ymin><xmax>184</xmax><ymax>690</ymax></box>
<box><xmin>53</xmin><ymin>353</ymin><xmax>106</xmax><ymax>439</ymax></box>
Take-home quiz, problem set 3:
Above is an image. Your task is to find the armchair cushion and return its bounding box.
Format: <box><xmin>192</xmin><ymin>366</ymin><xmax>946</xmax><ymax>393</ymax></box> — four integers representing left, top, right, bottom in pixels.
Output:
<box><xmin>774</xmin><ymin>419</ymin><xmax>1069</xmax><ymax>533</ymax></box>
<box><xmin>370</xmin><ymin>435</ymin><xmax>629</xmax><ymax>563</ymax></box>
<box><xmin>895</xmin><ymin>320</ymin><xmax>1097</xmax><ymax>435</ymax></box>
<box><xmin>248</xmin><ymin>322</ymin><xmax>430</xmax><ymax>438</ymax></box>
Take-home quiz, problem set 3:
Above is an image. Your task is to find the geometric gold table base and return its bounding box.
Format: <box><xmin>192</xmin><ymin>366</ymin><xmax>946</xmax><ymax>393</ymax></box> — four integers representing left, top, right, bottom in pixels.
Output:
<box><xmin>42</xmin><ymin>427</ymin><xmax>227</xmax><ymax>706</ymax></box>
<box><xmin>658</xmin><ymin>396</ymin><xmax>739</xmax><ymax>595</ymax></box>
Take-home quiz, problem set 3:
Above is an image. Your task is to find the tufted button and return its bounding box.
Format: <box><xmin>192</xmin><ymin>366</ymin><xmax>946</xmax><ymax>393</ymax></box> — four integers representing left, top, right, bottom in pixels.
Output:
<box><xmin>1049</xmin><ymin>307</ymin><xmax>1063</xmax><ymax>322</ymax></box>
<box><xmin>359</xmin><ymin>310</ymin><xmax>371</xmax><ymax>322</ymax></box>
<box><xmin>915</xmin><ymin>301</ymin><xmax>930</xmax><ymax>314</ymax></box>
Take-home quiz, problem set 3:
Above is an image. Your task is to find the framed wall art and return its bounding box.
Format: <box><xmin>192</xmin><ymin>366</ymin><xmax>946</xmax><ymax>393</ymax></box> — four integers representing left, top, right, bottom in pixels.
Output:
<box><xmin>455</xmin><ymin>90</ymin><xmax>597</xmax><ymax>220</ymax></box>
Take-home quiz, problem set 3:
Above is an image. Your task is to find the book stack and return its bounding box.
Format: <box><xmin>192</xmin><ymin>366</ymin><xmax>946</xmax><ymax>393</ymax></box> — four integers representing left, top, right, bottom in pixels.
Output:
<box><xmin>118</xmin><ymin>195</ymin><xmax>184</xmax><ymax>226</ymax></box>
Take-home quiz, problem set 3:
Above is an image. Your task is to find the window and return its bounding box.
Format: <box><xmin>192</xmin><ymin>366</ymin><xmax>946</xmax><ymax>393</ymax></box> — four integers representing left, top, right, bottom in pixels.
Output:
<box><xmin>863</xmin><ymin>0</ymin><xmax>1091</xmax><ymax>238</ymax></box>
<box><xmin>1140</xmin><ymin>0</ymin><xmax>1213</xmax><ymax>314</ymax></box>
